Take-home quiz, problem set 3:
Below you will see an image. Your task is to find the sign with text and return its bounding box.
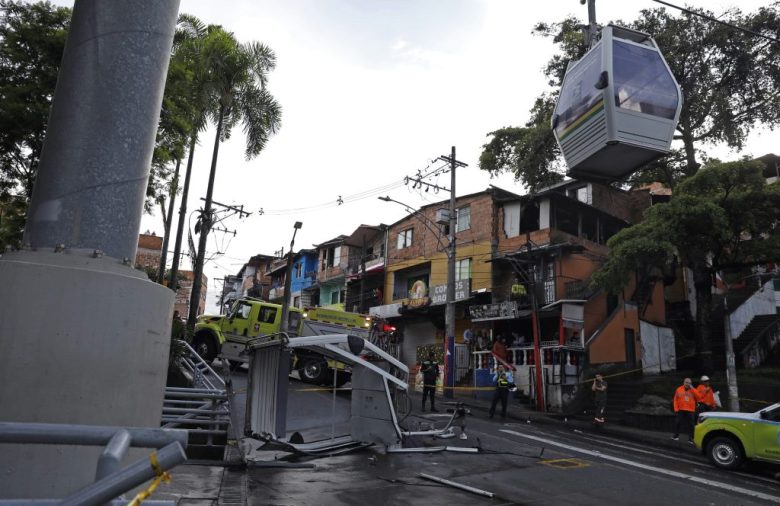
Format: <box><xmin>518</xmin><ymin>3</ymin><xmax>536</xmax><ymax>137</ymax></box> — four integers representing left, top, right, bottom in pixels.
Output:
<box><xmin>468</xmin><ymin>301</ymin><xmax>518</xmax><ymax>321</ymax></box>
<box><xmin>431</xmin><ymin>279</ymin><xmax>471</xmax><ymax>305</ymax></box>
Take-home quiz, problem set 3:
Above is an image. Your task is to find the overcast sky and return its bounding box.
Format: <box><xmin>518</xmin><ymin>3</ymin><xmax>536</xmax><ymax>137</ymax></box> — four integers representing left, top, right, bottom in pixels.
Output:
<box><xmin>54</xmin><ymin>0</ymin><xmax>778</xmax><ymax>312</ymax></box>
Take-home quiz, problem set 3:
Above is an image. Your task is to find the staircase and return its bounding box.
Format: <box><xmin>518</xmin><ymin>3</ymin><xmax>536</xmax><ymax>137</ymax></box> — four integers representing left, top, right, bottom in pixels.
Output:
<box><xmin>162</xmin><ymin>340</ymin><xmax>231</xmax><ymax>461</ymax></box>
<box><xmin>733</xmin><ymin>314</ymin><xmax>780</xmax><ymax>367</ymax></box>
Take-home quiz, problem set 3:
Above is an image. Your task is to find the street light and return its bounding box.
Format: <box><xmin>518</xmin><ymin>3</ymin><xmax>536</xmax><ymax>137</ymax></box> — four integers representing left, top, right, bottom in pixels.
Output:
<box><xmin>280</xmin><ymin>221</ymin><xmax>303</xmax><ymax>334</ymax></box>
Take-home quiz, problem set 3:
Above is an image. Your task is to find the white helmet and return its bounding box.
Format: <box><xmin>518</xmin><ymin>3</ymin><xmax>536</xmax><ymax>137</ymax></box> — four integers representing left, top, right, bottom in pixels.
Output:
<box><xmin>700</xmin><ymin>375</ymin><xmax>710</xmax><ymax>382</ymax></box>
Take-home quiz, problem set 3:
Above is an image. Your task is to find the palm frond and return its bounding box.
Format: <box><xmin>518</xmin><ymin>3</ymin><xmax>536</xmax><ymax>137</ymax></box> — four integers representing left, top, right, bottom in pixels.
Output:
<box><xmin>238</xmin><ymin>85</ymin><xmax>282</xmax><ymax>159</ymax></box>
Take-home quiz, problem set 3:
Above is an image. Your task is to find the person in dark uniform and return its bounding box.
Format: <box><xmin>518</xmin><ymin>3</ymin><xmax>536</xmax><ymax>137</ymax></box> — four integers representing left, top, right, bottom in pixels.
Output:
<box><xmin>489</xmin><ymin>365</ymin><xmax>513</xmax><ymax>419</ymax></box>
<box><xmin>420</xmin><ymin>351</ymin><xmax>439</xmax><ymax>412</ymax></box>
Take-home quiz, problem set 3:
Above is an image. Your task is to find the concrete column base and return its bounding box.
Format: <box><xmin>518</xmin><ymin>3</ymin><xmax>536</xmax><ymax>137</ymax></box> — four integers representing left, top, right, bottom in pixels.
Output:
<box><xmin>0</xmin><ymin>249</ymin><xmax>174</xmax><ymax>498</ymax></box>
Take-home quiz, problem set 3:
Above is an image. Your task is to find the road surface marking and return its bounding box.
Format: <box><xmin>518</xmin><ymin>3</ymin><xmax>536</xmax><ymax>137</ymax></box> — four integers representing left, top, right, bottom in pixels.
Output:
<box><xmin>500</xmin><ymin>429</ymin><xmax>780</xmax><ymax>503</ymax></box>
<box><xmin>539</xmin><ymin>458</ymin><xmax>589</xmax><ymax>469</ymax></box>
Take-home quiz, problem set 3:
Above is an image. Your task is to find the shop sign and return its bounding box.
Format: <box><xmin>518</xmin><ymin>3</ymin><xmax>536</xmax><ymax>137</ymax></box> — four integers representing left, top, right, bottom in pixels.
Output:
<box><xmin>406</xmin><ymin>297</ymin><xmax>431</xmax><ymax>309</ymax></box>
<box><xmin>431</xmin><ymin>279</ymin><xmax>471</xmax><ymax>305</ymax></box>
<box><xmin>468</xmin><ymin>301</ymin><xmax>518</xmax><ymax>321</ymax></box>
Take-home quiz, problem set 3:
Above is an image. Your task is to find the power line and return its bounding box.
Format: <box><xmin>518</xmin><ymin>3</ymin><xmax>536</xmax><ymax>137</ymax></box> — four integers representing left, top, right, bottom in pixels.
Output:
<box><xmin>652</xmin><ymin>0</ymin><xmax>780</xmax><ymax>45</ymax></box>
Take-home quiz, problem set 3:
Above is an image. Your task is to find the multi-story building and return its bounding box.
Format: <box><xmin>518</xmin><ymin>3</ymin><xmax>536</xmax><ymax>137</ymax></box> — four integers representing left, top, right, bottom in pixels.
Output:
<box><xmin>344</xmin><ymin>225</ymin><xmax>387</xmax><ymax>314</ymax></box>
<box><xmin>135</xmin><ymin>232</ymin><xmax>163</xmax><ymax>273</ymax></box>
<box><xmin>370</xmin><ymin>188</ymin><xmax>513</xmax><ymax>372</ymax></box>
<box><xmin>290</xmin><ymin>249</ymin><xmax>318</xmax><ymax>308</ymax></box>
<box><xmin>133</xmin><ymin>233</ymin><xmax>207</xmax><ymax>317</ymax></box>
<box><xmin>238</xmin><ymin>254</ymin><xmax>275</xmax><ymax>300</ymax></box>
<box><xmin>481</xmin><ymin>179</ymin><xmax>671</xmax><ymax>411</ymax></box>
<box><xmin>315</xmin><ymin>235</ymin><xmax>350</xmax><ymax>310</ymax></box>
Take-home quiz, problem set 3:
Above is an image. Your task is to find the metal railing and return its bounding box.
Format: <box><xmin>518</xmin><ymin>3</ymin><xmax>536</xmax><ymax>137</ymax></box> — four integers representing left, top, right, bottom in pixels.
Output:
<box><xmin>0</xmin><ymin>422</ymin><xmax>187</xmax><ymax>505</ymax></box>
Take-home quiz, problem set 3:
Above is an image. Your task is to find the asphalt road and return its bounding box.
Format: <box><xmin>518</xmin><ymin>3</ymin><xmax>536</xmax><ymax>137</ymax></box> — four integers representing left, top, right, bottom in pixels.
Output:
<box><xmin>176</xmin><ymin>368</ymin><xmax>780</xmax><ymax>506</ymax></box>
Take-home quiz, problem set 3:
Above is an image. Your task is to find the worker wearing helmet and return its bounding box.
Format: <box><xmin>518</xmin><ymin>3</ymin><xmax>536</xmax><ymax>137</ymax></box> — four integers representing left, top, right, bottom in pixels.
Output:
<box><xmin>695</xmin><ymin>375</ymin><xmax>718</xmax><ymax>416</ymax></box>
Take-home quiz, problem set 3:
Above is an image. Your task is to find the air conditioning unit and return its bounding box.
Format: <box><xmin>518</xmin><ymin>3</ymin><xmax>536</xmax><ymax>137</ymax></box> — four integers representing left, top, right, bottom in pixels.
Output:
<box><xmin>435</xmin><ymin>208</ymin><xmax>450</xmax><ymax>225</ymax></box>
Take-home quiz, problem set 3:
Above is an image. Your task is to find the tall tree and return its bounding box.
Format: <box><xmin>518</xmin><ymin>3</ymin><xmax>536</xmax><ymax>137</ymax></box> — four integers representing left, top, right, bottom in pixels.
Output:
<box><xmin>167</xmin><ymin>14</ymin><xmax>214</xmax><ymax>294</ymax></box>
<box><xmin>593</xmin><ymin>160</ymin><xmax>780</xmax><ymax>372</ymax></box>
<box><xmin>187</xmin><ymin>30</ymin><xmax>282</xmax><ymax>325</ymax></box>
<box><xmin>0</xmin><ymin>0</ymin><xmax>69</xmax><ymax>249</ymax></box>
<box><xmin>479</xmin><ymin>4</ymin><xmax>780</xmax><ymax>189</ymax></box>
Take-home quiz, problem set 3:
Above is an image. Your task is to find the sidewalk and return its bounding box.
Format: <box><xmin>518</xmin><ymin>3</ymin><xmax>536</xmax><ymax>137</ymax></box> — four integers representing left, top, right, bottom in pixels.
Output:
<box><xmin>410</xmin><ymin>389</ymin><xmax>701</xmax><ymax>456</ymax></box>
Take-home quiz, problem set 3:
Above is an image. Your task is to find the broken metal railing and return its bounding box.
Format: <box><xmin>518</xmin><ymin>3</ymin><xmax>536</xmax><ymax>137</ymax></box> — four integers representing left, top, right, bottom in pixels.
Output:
<box><xmin>176</xmin><ymin>339</ymin><xmax>225</xmax><ymax>391</ymax></box>
<box><xmin>0</xmin><ymin>422</ymin><xmax>187</xmax><ymax>505</ymax></box>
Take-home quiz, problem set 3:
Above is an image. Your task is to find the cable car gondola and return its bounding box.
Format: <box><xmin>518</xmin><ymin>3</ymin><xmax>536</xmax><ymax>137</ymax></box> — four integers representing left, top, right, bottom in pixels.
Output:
<box><xmin>551</xmin><ymin>24</ymin><xmax>682</xmax><ymax>182</ymax></box>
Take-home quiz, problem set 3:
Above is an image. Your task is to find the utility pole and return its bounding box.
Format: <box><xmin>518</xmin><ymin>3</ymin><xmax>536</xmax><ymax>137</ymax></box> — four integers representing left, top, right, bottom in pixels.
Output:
<box><xmin>280</xmin><ymin>221</ymin><xmax>303</xmax><ymax>333</ymax></box>
<box><xmin>438</xmin><ymin>147</ymin><xmax>467</xmax><ymax>399</ymax></box>
<box><xmin>723</xmin><ymin>292</ymin><xmax>740</xmax><ymax>412</ymax></box>
<box><xmin>188</xmin><ymin>197</ymin><xmax>250</xmax><ymax>325</ymax></box>
<box><xmin>527</xmin><ymin>234</ymin><xmax>546</xmax><ymax>412</ymax></box>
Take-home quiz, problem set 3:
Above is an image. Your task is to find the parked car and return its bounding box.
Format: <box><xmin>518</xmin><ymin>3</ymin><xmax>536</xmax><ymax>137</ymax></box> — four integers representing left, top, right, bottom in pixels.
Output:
<box><xmin>694</xmin><ymin>402</ymin><xmax>780</xmax><ymax>469</ymax></box>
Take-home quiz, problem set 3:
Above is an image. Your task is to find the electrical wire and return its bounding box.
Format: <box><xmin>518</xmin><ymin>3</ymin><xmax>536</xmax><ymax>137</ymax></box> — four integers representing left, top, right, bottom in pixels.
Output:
<box><xmin>651</xmin><ymin>0</ymin><xmax>780</xmax><ymax>45</ymax></box>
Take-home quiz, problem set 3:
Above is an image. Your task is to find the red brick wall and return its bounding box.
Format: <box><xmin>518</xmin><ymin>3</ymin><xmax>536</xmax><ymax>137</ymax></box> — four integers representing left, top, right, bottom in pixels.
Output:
<box><xmin>386</xmin><ymin>192</ymin><xmax>495</xmax><ymax>268</ymax></box>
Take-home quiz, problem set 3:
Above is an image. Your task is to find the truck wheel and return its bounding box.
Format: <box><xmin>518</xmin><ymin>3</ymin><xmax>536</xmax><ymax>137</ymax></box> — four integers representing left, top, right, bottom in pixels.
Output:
<box><xmin>328</xmin><ymin>371</ymin><xmax>349</xmax><ymax>388</ymax></box>
<box><xmin>300</xmin><ymin>357</ymin><xmax>328</xmax><ymax>384</ymax></box>
<box><xmin>192</xmin><ymin>334</ymin><xmax>217</xmax><ymax>364</ymax></box>
<box><xmin>706</xmin><ymin>436</ymin><xmax>744</xmax><ymax>470</ymax></box>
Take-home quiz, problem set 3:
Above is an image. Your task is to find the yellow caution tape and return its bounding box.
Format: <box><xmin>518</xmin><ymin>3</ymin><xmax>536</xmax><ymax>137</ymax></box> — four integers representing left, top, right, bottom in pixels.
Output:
<box><xmin>126</xmin><ymin>451</ymin><xmax>172</xmax><ymax>506</ymax></box>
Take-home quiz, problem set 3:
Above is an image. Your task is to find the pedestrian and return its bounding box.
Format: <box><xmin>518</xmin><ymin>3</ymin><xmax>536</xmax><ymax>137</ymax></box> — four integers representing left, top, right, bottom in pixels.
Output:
<box><xmin>592</xmin><ymin>373</ymin><xmax>608</xmax><ymax>423</ymax></box>
<box><xmin>672</xmin><ymin>377</ymin><xmax>699</xmax><ymax>444</ymax></box>
<box><xmin>489</xmin><ymin>365</ymin><xmax>513</xmax><ymax>419</ymax></box>
<box><xmin>492</xmin><ymin>335</ymin><xmax>508</xmax><ymax>363</ymax></box>
<box><xmin>420</xmin><ymin>351</ymin><xmax>439</xmax><ymax>412</ymax></box>
<box><xmin>695</xmin><ymin>375</ymin><xmax>718</xmax><ymax>417</ymax></box>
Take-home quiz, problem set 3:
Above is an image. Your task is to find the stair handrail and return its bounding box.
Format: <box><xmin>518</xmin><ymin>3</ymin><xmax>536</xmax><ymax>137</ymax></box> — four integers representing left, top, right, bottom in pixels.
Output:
<box><xmin>178</xmin><ymin>339</ymin><xmax>225</xmax><ymax>389</ymax></box>
<box><xmin>725</xmin><ymin>279</ymin><xmax>776</xmax><ymax>342</ymax></box>
<box><xmin>737</xmin><ymin>316</ymin><xmax>780</xmax><ymax>366</ymax></box>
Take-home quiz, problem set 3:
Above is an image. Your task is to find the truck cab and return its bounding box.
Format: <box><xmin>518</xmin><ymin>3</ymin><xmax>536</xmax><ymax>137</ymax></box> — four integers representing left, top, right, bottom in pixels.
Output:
<box><xmin>193</xmin><ymin>299</ymin><xmax>301</xmax><ymax>363</ymax></box>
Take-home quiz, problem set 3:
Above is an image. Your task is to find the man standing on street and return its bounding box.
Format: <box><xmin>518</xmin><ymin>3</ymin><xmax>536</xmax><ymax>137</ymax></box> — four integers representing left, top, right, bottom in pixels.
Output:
<box><xmin>672</xmin><ymin>377</ymin><xmax>699</xmax><ymax>444</ymax></box>
<box><xmin>695</xmin><ymin>375</ymin><xmax>718</xmax><ymax>417</ymax></box>
<box><xmin>489</xmin><ymin>365</ymin><xmax>513</xmax><ymax>419</ymax></box>
<box><xmin>420</xmin><ymin>351</ymin><xmax>439</xmax><ymax>412</ymax></box>
<box><xmin>592</xmin><ymin>373</ymin><xmax>608</xmax><ymax>423</ymax></box>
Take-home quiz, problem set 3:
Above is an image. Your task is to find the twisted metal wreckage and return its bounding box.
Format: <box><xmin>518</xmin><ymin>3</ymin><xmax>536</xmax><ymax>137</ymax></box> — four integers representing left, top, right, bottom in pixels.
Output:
<box><xmin>237</xmin><ymin>332</ymin><xmax>477</xmax><ymax>458</ymax></box>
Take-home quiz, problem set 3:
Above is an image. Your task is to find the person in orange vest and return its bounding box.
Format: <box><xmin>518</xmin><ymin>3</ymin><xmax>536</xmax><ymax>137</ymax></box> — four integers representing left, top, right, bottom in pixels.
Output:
<box><xmin>672</xmin><ymin>377</ymin><xmax>700</xmax><ymax>444</ymax></box>
<box><xmin>695</xmin><ymin>375</ymin><xmax>718</xmax><ymax>417</ymax></box>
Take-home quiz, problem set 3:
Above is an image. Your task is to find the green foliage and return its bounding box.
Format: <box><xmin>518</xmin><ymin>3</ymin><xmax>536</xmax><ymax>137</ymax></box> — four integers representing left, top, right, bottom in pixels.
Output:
<box><xmin>481</xmin><ymin>4</ymin><xmax>780</xmax><ymax>188</ymax></box>
<box><xmin>593</xmin><ymin>159</ymin><xmax>780</xmax><ymax>372</ymax></box>
<box><xmin>594</xmin><ymin>159</ymin><xmax>780</xmax><ymax>294</ymax></box>
<box><xmin>479</xmin><ymin>96</ymin><xmax>564</xmax><ymax>193</ymax></box>
<box><xmin>185</xmin><ymin>25</ymin><xmax>282</xmax><ymax>324</ymax></box>
<box><xmin>0</xmin><ymin>1</ymin><xmax>70</xmax><ymax>247</ymax></box>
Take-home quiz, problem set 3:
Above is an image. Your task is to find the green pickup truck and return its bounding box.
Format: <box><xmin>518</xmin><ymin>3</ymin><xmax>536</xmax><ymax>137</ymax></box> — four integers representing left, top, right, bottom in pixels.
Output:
<box><xmin>694</xmin><ymin>402</ymin><xmax>780</xmax><ymax>469</ymax></box>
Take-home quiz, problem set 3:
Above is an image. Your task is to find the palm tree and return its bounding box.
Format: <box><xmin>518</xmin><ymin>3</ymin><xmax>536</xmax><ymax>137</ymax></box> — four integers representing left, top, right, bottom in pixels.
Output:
<box><xmin>166</xmin><ymin>15</ymin><xmax>215</xmax><ymax>294</ymax></box>
<box><xmin>187</xmin><ymin>30</ymin><xmax>282</xmax><ymax>325</ymax></box>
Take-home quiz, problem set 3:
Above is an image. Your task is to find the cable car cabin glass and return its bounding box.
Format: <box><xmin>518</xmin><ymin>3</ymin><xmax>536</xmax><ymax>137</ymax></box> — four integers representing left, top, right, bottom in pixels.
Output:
<box><xmin>613</xmin><ymin>40</ymin><xmax>678</xmax><ymax>120</ymax></box>
<box><xmin>552</xmin><ymin>25</ymin><xmax>682</xmax><ymax>183</ymax></box>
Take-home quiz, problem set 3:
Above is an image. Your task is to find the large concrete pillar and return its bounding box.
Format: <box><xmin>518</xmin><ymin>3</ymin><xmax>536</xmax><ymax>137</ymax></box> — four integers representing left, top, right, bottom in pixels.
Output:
<box><xmin>24</xmin><ymin>0</ymin><xmax>179</xmax><ymax>261</ymax></box>
<box><xmin>0</xmin><ymin>0</ymin><xmax>180</xmax><ymax>498</ymax></box>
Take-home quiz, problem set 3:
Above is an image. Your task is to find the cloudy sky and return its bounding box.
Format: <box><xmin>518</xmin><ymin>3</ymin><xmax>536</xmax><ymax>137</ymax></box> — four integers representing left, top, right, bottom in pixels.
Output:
<box><xmin>55</xmin><ymin>0</ymin><xmax>778</xmax><ymax>312</ymax></box>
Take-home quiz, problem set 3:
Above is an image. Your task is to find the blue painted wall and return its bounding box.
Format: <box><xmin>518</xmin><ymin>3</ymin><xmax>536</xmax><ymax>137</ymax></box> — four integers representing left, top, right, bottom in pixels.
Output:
<box><xmin>291</xmin><ymin>251</ymin><xmax>317</xmax><ymax>294</ymax></box>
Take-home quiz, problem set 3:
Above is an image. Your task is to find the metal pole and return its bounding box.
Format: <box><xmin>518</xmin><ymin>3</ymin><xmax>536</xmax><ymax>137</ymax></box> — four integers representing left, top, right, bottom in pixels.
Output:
<box><xmin>95</xmin><ymin>429</ymin><xmax>131</xmax><ymax>481</ymax></box>
<box><xmin>0</xmin><ymin>423</ymin><xmax>188</xmax><ymax>449</ymax></box>
<box><xmin>331</xmin><ymin>360</ymin><xmax>338</xmax><ymax>440</ymax></box>
<box><xmin>60</xmin><ymin>442</ymin><xmax>186</xmax><ymax>506</ymax></box>
<box><xmin>723</xmin><ymin>295</ymin><xmax>740</xmax><ymax>411</ymax></box>
<box><xmin>586</xmin><ymin>0</ymin><xmax>598</xmax><ymax>48</ymax></box>
<box><xmin>445</xmin><ymin>146</ymin><xmax>457</xmax><ymax>399</ymax></box>
<box><xmin>280</xmin><ymin>221</ymin><xmax>302</xmax><ymax>333</ymax></box>
<box><xmin>528</xmin><ymin>235</ymin><xmax>546</xmax><ymax>412</ymax></box>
